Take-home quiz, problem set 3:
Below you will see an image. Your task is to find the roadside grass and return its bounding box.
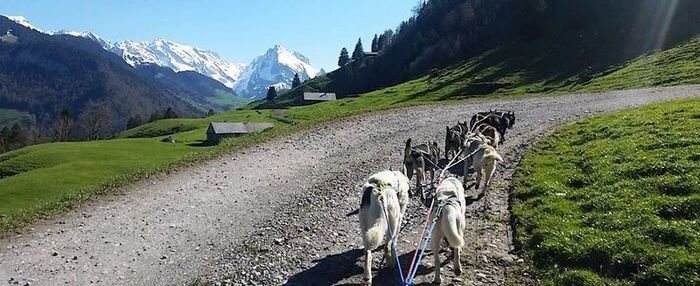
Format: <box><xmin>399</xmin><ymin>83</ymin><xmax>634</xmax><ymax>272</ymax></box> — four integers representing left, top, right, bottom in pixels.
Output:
<box><xmin>512</xmin><ymin>98</ymin><xmax>700</xmax><ymax>285</ymax></box>
<box><xmin>1</xmin><ymin>36</ymin><xmax>698</xmax><ymax>235</ymax></box>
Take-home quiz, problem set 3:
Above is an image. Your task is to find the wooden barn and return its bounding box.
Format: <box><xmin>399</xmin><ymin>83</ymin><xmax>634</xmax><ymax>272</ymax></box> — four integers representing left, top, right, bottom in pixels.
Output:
<box><xmin>206</xmin><ymin>122</ymin><xmax>273</xmax><ymax>145</ymax></box>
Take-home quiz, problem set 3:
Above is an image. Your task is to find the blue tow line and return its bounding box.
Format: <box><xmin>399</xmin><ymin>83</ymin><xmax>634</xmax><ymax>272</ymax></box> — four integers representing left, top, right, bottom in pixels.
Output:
<box><xmin>379</xmin><ymin>200</ymin><xmax>407</xmax><ymax>285</ymax></box>
<box><xmin>404</xmin><ymin>202</ymin><xmax>445</xmax><ymax>285</ymax></box>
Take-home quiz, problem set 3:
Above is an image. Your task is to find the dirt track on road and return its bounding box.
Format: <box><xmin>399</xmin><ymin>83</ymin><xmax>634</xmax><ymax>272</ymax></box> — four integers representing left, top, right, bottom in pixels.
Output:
<box><xmin>1</xmin><ymin>85</ymin><xmax>699</xmax><ymax>286</ymax></box>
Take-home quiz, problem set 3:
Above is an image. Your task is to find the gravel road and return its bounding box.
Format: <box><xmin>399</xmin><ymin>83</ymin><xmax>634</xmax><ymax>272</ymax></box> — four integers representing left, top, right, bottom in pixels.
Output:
<box><xmin>1</xmin><ymin>85</ymin><xmax>699</xmax><ymax>286</ymax></box>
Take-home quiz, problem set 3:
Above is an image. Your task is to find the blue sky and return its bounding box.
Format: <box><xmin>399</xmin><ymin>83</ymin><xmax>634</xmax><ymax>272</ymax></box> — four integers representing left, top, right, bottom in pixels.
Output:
<box><xmin>1</xmin><ymin>0</ymin><xmax>417</xmax><ymax>71</ymax></box>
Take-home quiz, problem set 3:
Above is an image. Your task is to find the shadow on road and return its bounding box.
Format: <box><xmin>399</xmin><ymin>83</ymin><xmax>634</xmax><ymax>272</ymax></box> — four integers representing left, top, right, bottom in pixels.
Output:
<box><xmin>285</xmin><ymin>247</ymin><xmax>454</xmax><ymax>286</ymax></box>
<box><xmin>285</xmin><ymin>249</ymin><xmax>364</xmax><ymax>286</ymax></box>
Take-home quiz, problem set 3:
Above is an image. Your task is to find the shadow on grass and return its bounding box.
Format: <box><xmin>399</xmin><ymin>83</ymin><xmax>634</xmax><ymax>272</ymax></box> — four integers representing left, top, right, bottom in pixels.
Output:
<box><xmin>188</xmin><ymin>140</ymin><xmax>212</xmax><ymax>147</ymax></box>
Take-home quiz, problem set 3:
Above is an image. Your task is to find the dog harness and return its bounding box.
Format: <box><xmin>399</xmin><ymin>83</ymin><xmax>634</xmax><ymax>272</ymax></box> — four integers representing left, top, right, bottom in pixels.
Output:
<box><xmin>436</xmin><ymin>179</ymin><xmax>463</xmax><ymax>210</ymax></box>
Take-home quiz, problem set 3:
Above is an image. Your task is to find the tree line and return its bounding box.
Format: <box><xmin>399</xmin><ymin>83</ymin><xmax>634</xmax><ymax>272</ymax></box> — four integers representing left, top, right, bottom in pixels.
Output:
<box><xmin>321</xmin><ymin>0</ymin><xmax>700</xmax><ymax>97</ymax></box>
<box><xmin>0</xmin><ymin>104</ymin><xmax>186</xmax><ymax>153</ymax></box>
<box><xmin>338</xmin><ymin>29</ymin><xmax>395</xmax><ymax>67</ymax></box>
<box><xmin>264</xmin><ymin>72</ymin><xmax>303</xmax><ymax>101</ymax></box>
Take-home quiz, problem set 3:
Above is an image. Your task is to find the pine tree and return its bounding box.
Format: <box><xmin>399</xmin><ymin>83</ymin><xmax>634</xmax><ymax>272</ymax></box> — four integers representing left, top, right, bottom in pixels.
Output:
<box><xmin>266</xmin><ymin>86</ymin><xmax>277</xmax><ymax>101</ymax></box>
<box><xmin>371</xmin><ymin>34</ymin><xmax>379</xmax><ymax>52</ymax></box>
<box><xmin>292</xmin><ymin>73</ymin><xmax>302</xmax><ymax>88</ymax></box>
<box><xmin>207</xmin><ymin>109</ymin><xmax>216</xmax><ymax>117</ymax></box>
<box><xmin>377</xmin><ymin>34</ymin><xmax>385</xmax><ymax>52</ymax></box>
<box><xmin>9</xmin><ymin>122</ymin><xmax>21</xmax><ymax>143</ymax></box>
<box><xmin>352</xmin><ymin>38</ymin><xmax>365</xmax><ymax>60</ymax></box>
<box><xmin>378</xmin><ymin>29</ymin><xmax>394</xmax><ymax>51</ymax></box>
<box><xmin>6</xmin><ymin>122</ymin><xmax>26</xmax><ymax>149</ymax></box>
<box><xmin>338</xmin><ymin>47</ymin><xmax>350</xmax><ymax>67</ymax></box>
<box><xmin>164</xmin><ymin>107</ymin><xmax>178</xmax><ymax>119</ymax></box>
<box><xmin>1</xmin><ymin>126</ymin><xmax>9</xmax><ymax>141</ymax></box>
<box><xmin>0</xmin><ymin>126</ymin><xmax>7</xmax><ymax>152</ymax></box>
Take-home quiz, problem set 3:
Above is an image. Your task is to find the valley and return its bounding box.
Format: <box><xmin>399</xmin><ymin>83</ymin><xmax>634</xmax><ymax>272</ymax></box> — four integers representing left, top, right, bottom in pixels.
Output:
<box><xmin>1</xmin><ymin>1</ymin><xmax>699</xmax><ymax>285</ymax></box>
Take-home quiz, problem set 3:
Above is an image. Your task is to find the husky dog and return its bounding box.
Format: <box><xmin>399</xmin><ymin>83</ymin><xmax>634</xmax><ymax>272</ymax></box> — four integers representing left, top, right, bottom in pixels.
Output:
<box><xmin>475</xmin><ymin>123</ymin><xmax>501</xmax><ymax>149</ymax></box>
<box><xmin>430</xmin><ymin>177</ymin><xmax>467</xmax><ymax>284</ymax></box>
<box><xmin>444</xmin><ymin>125</ymin><xmax>464</xmax><ymax>160</ymax></box>
<box><xmin>469</xmin><ymin>110</ymin><xmax>516</xmax><ymax>142</ymax></box>
<box><xmin>457</xmin><ymin>121</ymin><xmax>469</xmax><ymax>135</ymax></box>
<box><xmin>463</xmin><ymin>133</ymin><xmax>503</xmax><ymax>192</ymax></box>
<box><xmin>504</xmin><ymin>111</ymin><xmax>516</xmax><ymax>128</ymax></box>
<box><xmin>403</xmin><ymin>139</ymin><xmax>440</xmax><ymax>200</ymax></box>
<box><xmin>359</xmin><ymin>171</ymin><xmax>410</xmax><ymax>285</ymax></box>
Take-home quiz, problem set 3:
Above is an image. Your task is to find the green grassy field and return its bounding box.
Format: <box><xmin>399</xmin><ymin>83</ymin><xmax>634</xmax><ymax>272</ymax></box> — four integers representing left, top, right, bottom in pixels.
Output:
<box><xmin>0</xmin><ymin>36</ymin><xmax>698</xmax><ymax>235</ymax></box>
<box><xmin>512</xmin><ymin>98</ymin><xmax>700</xmax><ymax>285</ymax></box>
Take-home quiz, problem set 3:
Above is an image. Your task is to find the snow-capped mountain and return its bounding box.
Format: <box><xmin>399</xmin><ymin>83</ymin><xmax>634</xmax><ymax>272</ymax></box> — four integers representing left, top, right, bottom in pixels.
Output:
<box><xmin>6</xmin><ymin>16</ymin><xmax>319</xmax><ymax>97</ymax></box>
<box><xmin>234</xmin><ymin>45</ymin><xmax>319</xmax><ymax>99</ymax></box>
<box><xmin>109</xmin><ymin>39</ymin><xmax>246</xmax><ymax>88</ymax></box>
<box><xmin>6</xmin><ymin>16</ymin><xmax>42</xmax><ymax>32</ymax></box>
<box><xmin>54</xmin><ymin>30</ymin><xmax>114</xmax><ymax>49</ymax></box>
<box><xmin>7</xmin><ymin>16</ymin><xmax>246</xmax><ymax>88</ymax></box>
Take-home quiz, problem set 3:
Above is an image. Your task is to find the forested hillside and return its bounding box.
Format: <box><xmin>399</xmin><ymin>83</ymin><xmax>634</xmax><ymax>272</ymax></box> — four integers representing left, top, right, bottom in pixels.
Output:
<box><xmin>0</xmin><ymin>16</ymin><xmax>202</xmax><ymax>143</ymax></box>
<box><xmin>298</xmin><ymin>0</ymin><xmax>700</xmax><ymax>98</ymax></box>
<box><xmin>134</xmin><ymin>64</ymin><xmax>250</xmax><ymax>113</ymax></box>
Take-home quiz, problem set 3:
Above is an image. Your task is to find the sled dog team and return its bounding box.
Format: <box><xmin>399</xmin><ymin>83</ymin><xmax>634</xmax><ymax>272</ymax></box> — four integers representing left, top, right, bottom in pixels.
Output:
<box><xmin>359</xmin><ymin>110</ymin><xmax>515</xmax><ymax>284</ymax></box>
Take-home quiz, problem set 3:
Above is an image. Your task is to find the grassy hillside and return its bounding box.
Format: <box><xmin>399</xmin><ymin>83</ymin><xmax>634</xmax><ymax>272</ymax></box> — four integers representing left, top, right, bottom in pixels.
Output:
<box><xmin>512</xmin><ymin>98</ymin><xmax>700</xmax><ymax>285</ymax></box>
<box><xmin>582</xmin><ymin>37</ymin><xmax>700</xmax><ymax>91</ymax></box>
<box><xmin>0</xmin><ymin>35</ymin><xmax>698</xmax><ymax>234</ymax></box>
<box><xmin>298</xmin><ymin>0</ymin><xmax>700</xmax><ymax>98</ymax></box>
<box><xmin>270</xmin><ymin>36</ymin><xmax>700</xmax><ymax>107</ymax></box>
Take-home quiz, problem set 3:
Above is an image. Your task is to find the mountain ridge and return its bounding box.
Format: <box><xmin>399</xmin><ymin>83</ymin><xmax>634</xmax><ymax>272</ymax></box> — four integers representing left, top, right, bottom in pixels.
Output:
<box><xmin>8</xmin><ymin>15</ymin><xmax>320</xmax><ymax>99</ymax></box>
<box><xmin>109</xmin><ymin>39</ymin><xmax>246</xmax><ymax>88</ymax></box>
<box><xmin>0</xmin><ymin>15</ymin><xmax>203</xmax><ymax>138</ymax></box>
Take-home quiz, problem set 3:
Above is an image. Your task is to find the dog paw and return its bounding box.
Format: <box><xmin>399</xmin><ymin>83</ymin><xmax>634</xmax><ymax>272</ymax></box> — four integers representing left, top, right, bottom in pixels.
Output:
<box><xmin>433</xmin><ymin>277</ymin><xmax>442</xmax><ymax>285</ymax></box>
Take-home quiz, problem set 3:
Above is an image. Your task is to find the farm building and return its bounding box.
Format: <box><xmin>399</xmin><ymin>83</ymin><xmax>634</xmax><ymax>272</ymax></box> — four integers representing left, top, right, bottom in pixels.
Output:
<box><xmin>206</xmin><ymin>122</ymin><xmax>274</xmax><ymax>145</ymax></box>
<box><xmin>303</xmin><ymin>92</ymin><xmax>337</xmax><ymax>101</ymax></box>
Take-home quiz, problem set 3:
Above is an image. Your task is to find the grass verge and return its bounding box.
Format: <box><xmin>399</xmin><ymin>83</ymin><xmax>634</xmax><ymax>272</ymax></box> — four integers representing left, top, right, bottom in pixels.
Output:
<box><xmin>512</xmin><ymin>98</ymin><xmax>700</xmax><ymax>285</ymax></box>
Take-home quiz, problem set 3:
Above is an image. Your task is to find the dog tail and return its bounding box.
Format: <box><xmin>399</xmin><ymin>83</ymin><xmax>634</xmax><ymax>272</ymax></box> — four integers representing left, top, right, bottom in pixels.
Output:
<box><xmin>484</xmin><ymin>150</ymin><xmax>504</xmax><ymax>162</ymax></box>
<box><xmin>441</xmin><ymin>210</ymin><xmax>464</xmax><ymax>248</ymax></box>
<box><xmin>445</xmin><ymin>126</ymin><xmax>450</xmax><ymax>152</ymax></box>
<box><xmin>432</xmin><ymin>141</ymin><xmax>440</xmax><ymax>159</ymax></box>
<box><xmin>404</xmin><ymin>138</ymin><xmax>412</xmax><ymax>159</ymax></box>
